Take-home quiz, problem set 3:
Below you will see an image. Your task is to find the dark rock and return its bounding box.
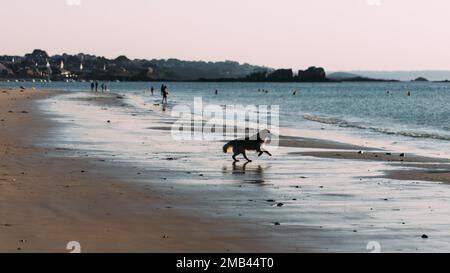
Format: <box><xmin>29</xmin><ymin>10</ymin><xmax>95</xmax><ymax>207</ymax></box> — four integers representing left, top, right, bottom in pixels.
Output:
<box><xmin>421</xmin><ymin>234</ymin><xmax>428</xmax><ymax>239</ymax></box>
<box><xmin>267</xmin><ymin>69</ymin><xmax>294</xmax><ymax>82</ymax></box>
<box><xmin>413</xmin><ymin>77</ymin><xmax>429</xmax><ymax>82</ymax></box>
<box><xmin>297</xmin><ymin>66</ymin><xmax>326</xmax><ymax>82</ymax></box>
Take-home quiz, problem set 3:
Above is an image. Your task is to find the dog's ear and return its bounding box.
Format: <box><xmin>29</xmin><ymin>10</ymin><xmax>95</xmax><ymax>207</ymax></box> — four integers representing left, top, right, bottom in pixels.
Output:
<box><xmin>257</xmin><ymin>132</ymin><xmax>261</xmax><ymax>141</ymax></box>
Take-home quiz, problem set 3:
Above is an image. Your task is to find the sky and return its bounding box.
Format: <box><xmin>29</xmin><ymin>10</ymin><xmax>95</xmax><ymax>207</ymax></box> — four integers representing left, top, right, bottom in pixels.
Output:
<box><xmin>1</xmin><ymin>0</ymin><xmax>450</xmax><ymax>71</ymax></box>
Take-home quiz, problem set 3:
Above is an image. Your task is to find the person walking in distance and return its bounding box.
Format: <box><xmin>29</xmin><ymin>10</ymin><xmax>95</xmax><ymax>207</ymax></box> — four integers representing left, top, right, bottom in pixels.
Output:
<box><xmin>161</xmin><ymin>84</ymin><xmax>169</xmax><ymax>104</ymax></box>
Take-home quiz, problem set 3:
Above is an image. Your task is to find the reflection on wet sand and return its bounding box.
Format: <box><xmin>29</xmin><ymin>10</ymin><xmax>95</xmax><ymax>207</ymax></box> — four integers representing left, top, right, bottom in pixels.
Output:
<box><xmin>222</xmin><ymin>162</ymin><xmax>270</xmax><ymax>186</ymax></box>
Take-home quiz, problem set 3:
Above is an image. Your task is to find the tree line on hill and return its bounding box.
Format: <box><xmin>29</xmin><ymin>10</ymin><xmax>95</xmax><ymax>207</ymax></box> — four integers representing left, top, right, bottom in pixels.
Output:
<box><xmin>1</xmin><ymin>49</ymin><xmax>400</xmax><ymax>82</ymax></box>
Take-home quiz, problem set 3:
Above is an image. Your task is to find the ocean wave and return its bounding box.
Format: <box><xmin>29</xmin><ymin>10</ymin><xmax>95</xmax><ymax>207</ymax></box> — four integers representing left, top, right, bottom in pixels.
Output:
<box><xmin>303</xmin><ymin>114</ymin><xmax>450</xmax><ymax>141</ymax></box>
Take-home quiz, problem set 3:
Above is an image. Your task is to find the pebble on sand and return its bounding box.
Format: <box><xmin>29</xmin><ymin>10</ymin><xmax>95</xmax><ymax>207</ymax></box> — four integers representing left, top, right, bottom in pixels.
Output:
<box><xmin>421</xmin><ymin>234</ymin><xmax>428</xmax><ymax>239</ymax></box>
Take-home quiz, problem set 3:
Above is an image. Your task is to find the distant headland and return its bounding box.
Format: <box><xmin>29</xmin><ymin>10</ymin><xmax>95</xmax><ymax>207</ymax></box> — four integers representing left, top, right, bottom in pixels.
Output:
<box><xmin>1</xmin><ymin>49</ymin><xmax>438</xmax><ymax>83</ymax></box>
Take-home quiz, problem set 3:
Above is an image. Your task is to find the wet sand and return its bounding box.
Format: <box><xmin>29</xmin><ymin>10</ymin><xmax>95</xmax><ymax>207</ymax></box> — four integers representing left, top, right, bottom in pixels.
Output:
<box><xmin>293</xmin><ymin>151</ymin><xmax>450</xmax><ymax>183</ymax></box>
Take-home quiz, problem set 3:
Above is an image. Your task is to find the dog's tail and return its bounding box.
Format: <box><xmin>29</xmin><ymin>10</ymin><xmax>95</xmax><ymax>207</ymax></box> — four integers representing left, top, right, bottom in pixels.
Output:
<box><xmin>223</xmin><ymin>142</ymin><xmax>232</xmax><ymax>153</ymax></box>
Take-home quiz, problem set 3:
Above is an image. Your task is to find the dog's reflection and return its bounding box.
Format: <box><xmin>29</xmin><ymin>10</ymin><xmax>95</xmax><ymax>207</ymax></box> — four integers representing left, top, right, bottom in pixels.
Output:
<box><xmin>232</xmin><ymin>161</ymin><xmax>259</xmax><ymax>173</ymax></box>
<box><xmin>222</xmin><ymin>161</ymin><xmax>269</xmax><ymax>186</ymax></box>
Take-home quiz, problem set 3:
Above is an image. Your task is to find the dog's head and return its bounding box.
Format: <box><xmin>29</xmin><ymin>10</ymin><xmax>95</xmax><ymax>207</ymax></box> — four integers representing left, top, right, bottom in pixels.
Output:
<box><xmin>257</xmin><ymin>129</ymin><xmax>271</xmax><ymax>142</ymax></box>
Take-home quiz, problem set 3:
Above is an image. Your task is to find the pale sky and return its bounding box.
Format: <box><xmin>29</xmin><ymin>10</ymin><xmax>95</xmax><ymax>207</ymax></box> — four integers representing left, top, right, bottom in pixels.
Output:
<box><xmin>1</xmin><ymin>0</ymin><xmax>449</xmax><ymax>71</ymax></box>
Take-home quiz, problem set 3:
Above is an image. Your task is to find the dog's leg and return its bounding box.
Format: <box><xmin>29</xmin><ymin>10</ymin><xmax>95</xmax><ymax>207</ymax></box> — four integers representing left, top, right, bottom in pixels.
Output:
<box><xmin>257</xmin><ymin>148</ymin><xmax>263</xmax><ymax>157</ymax></box>
<box><xmin>243</xmin><ymin>151</ymin><xmax>252</xmax><ymax>162</ymax></box>
<box><xmin>232</xmin><ymin>154</ymin><xmax>240</xmax><ymax>162</ymax></box>
<box><xmin>264</xmin><ymin>151</ymin><xmax>272</xmax><ymax>156</ymax></box>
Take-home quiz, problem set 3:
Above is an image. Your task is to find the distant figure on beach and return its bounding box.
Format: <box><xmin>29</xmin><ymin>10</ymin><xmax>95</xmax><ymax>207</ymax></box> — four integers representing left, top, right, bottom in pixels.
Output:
<box><xmin>151</xmin><ymin>86</ymin><xmax>154</xmax><ymax>96</ymax></box>
<box><xmin>90</xmin><ymin>82</ymin><xmax>94</xmax><ymax>92</ymax></box>
<box><xmin>293</xmin><ymin>90</ymin><xmax>297</xmax><ymax>96</ymax></box>
<box><xmin>101</xmin><ymin>83</ymin><xmax>105</xmax><ymax>93</ymax></box>
<box><xmin>95</xmin><ymin>81</ymin><xmax>99</xmax><ymax>92</ymax></box>
<box><xmin>161</xmin><ymin>84</ymin><xmax>169</xmax><ymax>104</ymax></box>
<box><xmin>215</xmin><ymin>89</ymin><xmax>218</xmax><ymax>95</ymax></box>
<box><xmin>408</xmin><ymin>91</ymin><xmax>411</xmax><ymax>96</ymax></box>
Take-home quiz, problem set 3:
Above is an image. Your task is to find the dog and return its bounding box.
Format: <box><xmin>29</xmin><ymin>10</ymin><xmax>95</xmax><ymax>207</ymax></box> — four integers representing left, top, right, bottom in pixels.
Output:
<box><xmin>222</xmin><ymin>129</ymin><xmax>272</xmax><ymax>162</ymax></box>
